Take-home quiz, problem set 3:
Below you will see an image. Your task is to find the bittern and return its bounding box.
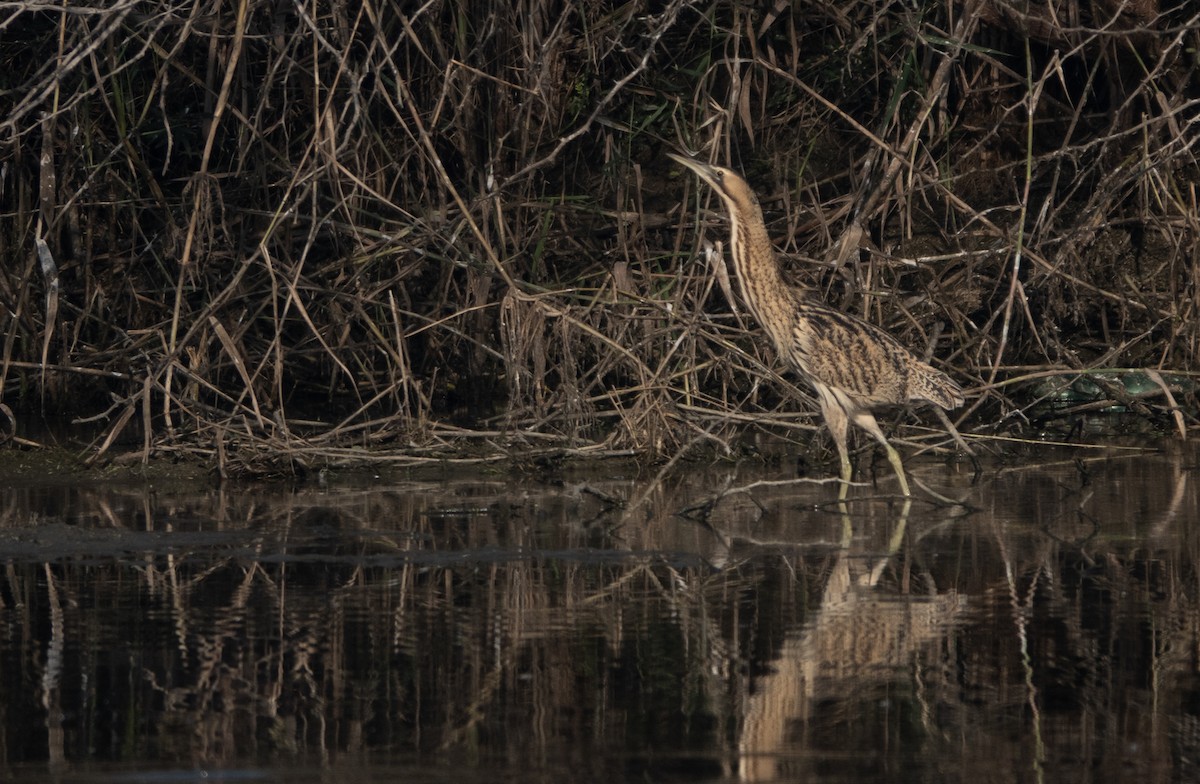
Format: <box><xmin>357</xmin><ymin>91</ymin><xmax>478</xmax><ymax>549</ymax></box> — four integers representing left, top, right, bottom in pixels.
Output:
<box><xmin>669</xmin><ymin>153</ymin><xmax>963</xmax><ymax>498</ymax></box>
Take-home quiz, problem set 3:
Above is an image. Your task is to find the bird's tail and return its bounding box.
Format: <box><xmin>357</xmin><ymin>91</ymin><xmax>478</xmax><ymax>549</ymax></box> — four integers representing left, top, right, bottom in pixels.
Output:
<box><xmin>910</xmin><ymin>362</ymin><xmax>965</xmax><ymax>410</ymax></box>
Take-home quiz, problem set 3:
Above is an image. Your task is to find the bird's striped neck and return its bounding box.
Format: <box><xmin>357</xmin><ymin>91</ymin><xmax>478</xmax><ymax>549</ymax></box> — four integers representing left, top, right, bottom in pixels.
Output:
<box><xmin>728</xmin><ymin>200</ymin><xmax>795</xmax><ymax>337</ymax></box>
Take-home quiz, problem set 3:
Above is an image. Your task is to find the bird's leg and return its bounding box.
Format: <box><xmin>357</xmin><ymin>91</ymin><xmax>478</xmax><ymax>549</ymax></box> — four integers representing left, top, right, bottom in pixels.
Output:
<box><xmin>882</xmin><ymin>442</ymin><xmax>911</xmax><ymax>498</ymax></box>
<box><xmin>818</xmin><ymin>394</ymin><xmax>854</xmax><ymax>500</ymax></box>
<box><xmin>853</xmin><ymin>411</ymin><xmax>911</xmax><ymax>498</ymax></box>
<box><xmin>837</xmin><ymin>449</ymin><xmax>853</xmax><ymax>501</ymax></box>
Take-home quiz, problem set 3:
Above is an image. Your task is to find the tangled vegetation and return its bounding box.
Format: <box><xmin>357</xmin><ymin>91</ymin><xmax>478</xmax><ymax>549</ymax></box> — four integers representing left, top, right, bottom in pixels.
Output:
<box><xmin>1</xmin><ymin>0</ymin><xmax>1198</xmax><ymax>473</ymax></box>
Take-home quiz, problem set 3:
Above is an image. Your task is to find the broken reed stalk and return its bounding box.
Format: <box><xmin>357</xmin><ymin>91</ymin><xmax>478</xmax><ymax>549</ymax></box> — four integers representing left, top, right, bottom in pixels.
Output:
<box><xmin>0</xmin><ymin>0</ymin><xmax>1197</xmax><ymax>473</ymax></box>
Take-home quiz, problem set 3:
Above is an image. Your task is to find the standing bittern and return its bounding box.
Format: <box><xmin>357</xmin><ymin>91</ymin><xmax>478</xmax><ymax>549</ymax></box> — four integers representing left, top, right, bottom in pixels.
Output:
<box><xmin>669</xmin><ymin>153</ymin><xmax>963</xmax><ymax>498</ymax></box>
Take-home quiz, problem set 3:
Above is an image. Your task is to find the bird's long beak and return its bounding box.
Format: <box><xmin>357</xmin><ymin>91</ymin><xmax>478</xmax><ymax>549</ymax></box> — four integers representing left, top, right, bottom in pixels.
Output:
<box><xmin>667</xmin><ymin>153</ymin><xmax>721</xmax><ymax>191</ymax></box>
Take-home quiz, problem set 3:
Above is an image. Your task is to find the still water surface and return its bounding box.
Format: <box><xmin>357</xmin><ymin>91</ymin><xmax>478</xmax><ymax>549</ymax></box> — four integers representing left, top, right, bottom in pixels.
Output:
<box><xmin>1</xmin><ymin>442</ymin><xmax>1198</xmax><ymax>782</ymax></box>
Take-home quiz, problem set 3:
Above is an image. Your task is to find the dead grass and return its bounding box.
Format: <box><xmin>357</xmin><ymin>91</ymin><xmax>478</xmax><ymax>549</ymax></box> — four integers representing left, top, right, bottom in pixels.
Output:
<box><xmin>1</xmin><ymin>0</ymin><xmax>1198</xmax><ymax>473</ymax></box>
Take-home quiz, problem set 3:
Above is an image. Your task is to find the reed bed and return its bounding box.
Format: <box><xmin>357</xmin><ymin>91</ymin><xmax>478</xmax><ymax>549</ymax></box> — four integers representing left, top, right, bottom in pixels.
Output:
<box><xmin>1</xmin><ymin>0</ymin><xmax>1197</xmax><ymax>473</ymax></box>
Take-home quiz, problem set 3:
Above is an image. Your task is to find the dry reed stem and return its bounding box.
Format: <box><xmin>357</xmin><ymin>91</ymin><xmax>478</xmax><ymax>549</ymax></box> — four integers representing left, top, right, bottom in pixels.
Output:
<box><xmin>0</xmin><ymin>1</ymin><xmax>1197</xmax><ymax>472</ymax></box>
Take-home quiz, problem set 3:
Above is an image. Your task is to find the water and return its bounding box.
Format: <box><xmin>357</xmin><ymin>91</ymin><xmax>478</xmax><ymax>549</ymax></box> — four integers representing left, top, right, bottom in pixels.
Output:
<box><xmin>1</xmin><ymin>442</ymin><xmax>1198</xmax><ymax>782</ymax></box>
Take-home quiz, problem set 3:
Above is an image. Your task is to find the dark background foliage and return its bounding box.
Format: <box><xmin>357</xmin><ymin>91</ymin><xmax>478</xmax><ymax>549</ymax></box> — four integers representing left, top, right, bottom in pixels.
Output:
<box><xmin>1</xmin><ymin>0</ymin><xmax>1197</xmax><ymax>470</ymax></box>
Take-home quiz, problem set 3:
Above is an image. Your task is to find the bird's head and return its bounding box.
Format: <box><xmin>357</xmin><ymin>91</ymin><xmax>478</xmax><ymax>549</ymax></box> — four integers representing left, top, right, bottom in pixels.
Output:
<box><xmin>667</xmin><ymin>153</ymin><xmax>760</xmax><ymax>218</ymax></box>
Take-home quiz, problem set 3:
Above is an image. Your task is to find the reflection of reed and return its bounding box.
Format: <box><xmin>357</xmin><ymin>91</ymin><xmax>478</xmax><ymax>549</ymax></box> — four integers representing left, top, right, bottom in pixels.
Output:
<box><xmin>5</xmin><ymin>451</ymin><xmax>1200</xmax><ymax>776</ymax></box>
<box><xmin>1</xmin><ymin>476</ymin><xmax>738</xmax><ymax>771</ymax></box>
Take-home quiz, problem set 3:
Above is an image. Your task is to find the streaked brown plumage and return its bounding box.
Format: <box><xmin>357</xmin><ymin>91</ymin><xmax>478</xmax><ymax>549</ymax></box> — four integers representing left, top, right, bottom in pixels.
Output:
<box><xmin>669</xmin><ymin>153</ymin><xmax>963</xmax><ymax>497</ymax></box>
